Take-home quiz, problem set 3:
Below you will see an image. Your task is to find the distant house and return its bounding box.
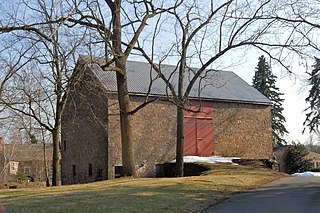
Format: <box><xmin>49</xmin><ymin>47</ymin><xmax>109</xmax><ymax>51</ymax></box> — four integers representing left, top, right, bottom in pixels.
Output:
<box><xmin>61</xmin><ymin>58</ymin><xmax>273</xmax><ymax>185</ymax></box>
<box><xmin>307</xmin><ymin>152</ymin><xmax>320</xmax><ymax>169</ymax></box>
<box><xmin>273</xmin><ymin>146</ymin><xmax>320</xmax><ymax>172</ymax></box>
<box><xmin>0</xmin><ymin>137</ymin><xmax>52</xmax><ymax>182</ymax></box>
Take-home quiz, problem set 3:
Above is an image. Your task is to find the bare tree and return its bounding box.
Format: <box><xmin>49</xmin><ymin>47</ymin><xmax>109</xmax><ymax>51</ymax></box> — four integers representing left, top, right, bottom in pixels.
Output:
<box><xmin>0</xmin><ymin>0</ymin><xmax>91</xmax><ymax>186</ymax></box>
<box><xmin>2</xmin><ymin>0</ymin><xmax>319</xmax><ymax>180</ymax></box>
<box><xmin>0</xmin><ymin>116</ymin><xmax>35</xmax><ymax>181</ymax></box>
<box><xmin>65</xmin><ymin>0</ymin><xmax>180</xmax><ymax>177</ymax></box>
<box><xmin>0</xmin><ymin>0</ymin><xmax>177</xmax><ymax>180</ymax></box>
<box><xmin>131</xmin><ymin>0</ymin><xmax>320</xmax><ymax>176</ymax></box>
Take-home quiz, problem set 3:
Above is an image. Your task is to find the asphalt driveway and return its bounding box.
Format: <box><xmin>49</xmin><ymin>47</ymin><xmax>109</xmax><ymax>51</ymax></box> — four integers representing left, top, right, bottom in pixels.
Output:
<box><xmin>203</xmin><ymin>176</ymin><xmax>320</xmax><ymax>213</ymax></box>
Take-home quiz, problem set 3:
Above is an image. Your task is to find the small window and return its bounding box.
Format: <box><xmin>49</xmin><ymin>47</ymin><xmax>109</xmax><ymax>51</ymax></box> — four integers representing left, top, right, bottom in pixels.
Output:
<box><xmin>88</xmin><ymin>163</ymin><xmax>93</xmax><ymax>176</ymax></box>
<box><xmin>24</xmin><ymin>166</ymin><xmax>31</xmax><ymax>175</ymax></box>
<box><xmin>72</xmin><ymin>165</ymin><xmax>76</xmax><ymax>177</ymax></box>
<box><xmin>63</xmin><ymin>140</ymin><xmax>67</xmax><ymax>151</ymax></box>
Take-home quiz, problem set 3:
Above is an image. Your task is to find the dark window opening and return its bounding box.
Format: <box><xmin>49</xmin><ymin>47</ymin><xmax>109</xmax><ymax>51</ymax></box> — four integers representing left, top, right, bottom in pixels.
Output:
<box><xmin>88</xmin><ymin>163</ymin><xmax>93</xmax><ymax>176</ymax></box>
<box><xmin>114</xmin><ymin>166</ymin><xmax>123</xmax><ymax>178</ymax></box>
<box><xmin>63</xmin><ymin>140</ymin><xmax>67</xmax><ymax>151</ymax></box>
<box><xmin>96</xmin><ymin>167</ymin><xmax>102</xmax><ymax>181</ymax></box>
<box><xmin>72</xmin><ymin>165</ymin><xmax>76</xmax><ymax>177</ymax></box>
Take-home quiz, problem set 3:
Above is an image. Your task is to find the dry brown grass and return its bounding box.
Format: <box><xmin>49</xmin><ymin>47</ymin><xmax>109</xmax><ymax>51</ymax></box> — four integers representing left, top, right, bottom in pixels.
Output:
<box><xmin>0</xmin><ymin>164</ymin><xmax>287</xmax><ymax>213</ymax></box>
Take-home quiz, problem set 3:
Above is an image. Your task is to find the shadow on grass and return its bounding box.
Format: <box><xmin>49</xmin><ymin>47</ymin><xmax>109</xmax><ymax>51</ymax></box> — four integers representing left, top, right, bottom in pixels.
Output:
<box><xmin>1</xmin><ymin>166</ymin><xmax>286</xmax><ymax>213</ymax></box>
<box><xmin>2</xmin><ymin>182</ymin><xmax>237</xmax><ymax>213</ymax></box>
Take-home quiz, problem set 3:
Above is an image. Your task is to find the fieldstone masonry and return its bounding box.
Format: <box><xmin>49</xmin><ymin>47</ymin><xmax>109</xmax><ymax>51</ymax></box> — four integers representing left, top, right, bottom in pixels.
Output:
<box><xmin>214</xmin><ymin>102</ymin><xmax>272</xmax><ymax>159</ymax></box>
<box><xmin>108</xmin><ymin>96</ymin><xmax>177</xmax><ymax>178</ymax></box>
<box><xmin>61</xmin><ymin>61</ymin><xmax>273</xmax><ymax>185</ymax></box>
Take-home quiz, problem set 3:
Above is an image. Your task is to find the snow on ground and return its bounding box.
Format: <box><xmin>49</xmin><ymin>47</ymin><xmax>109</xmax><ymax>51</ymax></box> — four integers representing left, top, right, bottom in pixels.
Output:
<box><xmin>170</xmin><ymin>156</ymin><xmax>240</xmax><ymax>164</ymax></box>
<box><xmin>292</xmin><ymin>172</ymin><xmax>320</xmax><ymax>177</ymax></box>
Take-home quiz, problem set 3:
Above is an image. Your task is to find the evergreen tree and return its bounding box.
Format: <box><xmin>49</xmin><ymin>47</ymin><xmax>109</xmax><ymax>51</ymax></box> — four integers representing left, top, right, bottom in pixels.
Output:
<box><xmin>304</xmin><ymin>57</ymin><xmax>320</xmax><ymax>133</ymax></box>
<box><xmin>284</xmin><ymin>143</ymin><xmax>313</xmax><ymax>174</ymax></box>
<box><xmin>252</xmin><ymin>55</ymin><xmax>288</xmax><ymax>146</ymax></box>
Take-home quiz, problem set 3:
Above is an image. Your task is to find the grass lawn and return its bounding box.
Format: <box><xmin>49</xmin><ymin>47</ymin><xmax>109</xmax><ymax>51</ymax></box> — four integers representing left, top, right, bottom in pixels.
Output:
<box><xmin>0</xmin><ymin>164</ymin><xmax>287</xmax><ymax>213</ymax></box>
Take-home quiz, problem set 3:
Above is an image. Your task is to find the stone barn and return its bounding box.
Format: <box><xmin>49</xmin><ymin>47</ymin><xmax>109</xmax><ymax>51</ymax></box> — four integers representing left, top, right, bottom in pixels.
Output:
<box><xmin>61</xmin><ymin>58</ymin><xmax>273</xmax><ymax>185</ymax></box>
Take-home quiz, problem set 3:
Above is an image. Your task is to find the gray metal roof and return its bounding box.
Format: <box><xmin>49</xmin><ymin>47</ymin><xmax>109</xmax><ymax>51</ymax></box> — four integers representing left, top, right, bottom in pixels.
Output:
<box><xmin>88</xmin><ymin>60</ymin><xmax>271</xmax><ymax>104</ymax></box>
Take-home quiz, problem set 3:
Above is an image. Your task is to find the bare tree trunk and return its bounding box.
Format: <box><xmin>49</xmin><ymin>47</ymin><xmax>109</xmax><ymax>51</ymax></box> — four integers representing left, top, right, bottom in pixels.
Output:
<box><xmin>43</xmin><ymin>141</ymin><xmax>50</xmax><ymax>187</ymax></box>
<box><xmin>175</xmin><ymin>105</ymin><xmax>184</xmax><ymax>177</ymax></box>
<box><xmin>52</xmin><ymin>123</ymin><xmax>61</xmax><ymax>186</ymax></box>
<box><xmin>116</xmin><ymin>65</ymin><xmax>136</xmax><ymax>177</ymax></box>
<box><xmin>111</xmin><ymin>0</ymin><xmax>136</xmax><ymax>177</ymax></box>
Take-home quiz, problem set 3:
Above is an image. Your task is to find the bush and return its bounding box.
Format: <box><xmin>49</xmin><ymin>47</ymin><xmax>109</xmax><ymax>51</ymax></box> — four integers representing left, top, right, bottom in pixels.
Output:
<box><xmin>284</xmin><ymin>143</ymin><xmax>313</xmax><ymax>174</ymax></box>
<box><xmin>0</xmin><ymin>181</ymin><xmax>46</xmax><ymax>189</ymax></box>
<box><xmin>13</xmin><ymin>172</ymin><xmax>29</xmax><ymax>184</ymax></box>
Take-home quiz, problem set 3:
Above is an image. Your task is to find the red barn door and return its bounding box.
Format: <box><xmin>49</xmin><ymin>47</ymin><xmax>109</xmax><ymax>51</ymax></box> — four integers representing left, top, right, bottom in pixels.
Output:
<box><xmin>184</xmin><ymin>117</ymin><xmax>197</xmax><ymax>155</ymax></box>
<box><xmin>184</xmin><ymin>102</ymin><xmax>214</xmax><ymax>157</ymax></box>
<box><xmin>196</xmin><ymin>118</ymin><xmax>214</xmax><ymax>156</ymax></box>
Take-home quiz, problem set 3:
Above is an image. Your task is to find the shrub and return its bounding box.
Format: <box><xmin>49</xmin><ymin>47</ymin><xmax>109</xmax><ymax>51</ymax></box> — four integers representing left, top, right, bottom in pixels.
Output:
<box><xmin>13</xmin><ymin>172</ymin><xmax>29</xmax><ymax>184</ymax></box>
<box><xmin>284</xmin><ymin>143</ymin><xmax>313</xmax><ymax>174</ymax></box>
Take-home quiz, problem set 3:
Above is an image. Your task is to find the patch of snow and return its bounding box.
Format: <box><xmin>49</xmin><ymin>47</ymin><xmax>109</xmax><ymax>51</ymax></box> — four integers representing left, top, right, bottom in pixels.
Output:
<box><xmin>170</xmin><ymin>156</ymin><xmax>240</xmax><ymax>164</ymax></box>
<box><xmin>292</xmin><ymin>172</ymin><xmax>320</xmax><ymax>177</ymax></box>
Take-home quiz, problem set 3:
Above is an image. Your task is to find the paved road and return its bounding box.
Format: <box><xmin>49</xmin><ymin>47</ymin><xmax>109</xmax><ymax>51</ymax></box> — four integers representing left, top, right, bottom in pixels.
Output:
<box><xmin>203</xmin><ymin>176</ymin><xmax>320</xmax><ymax>213</ymax></box>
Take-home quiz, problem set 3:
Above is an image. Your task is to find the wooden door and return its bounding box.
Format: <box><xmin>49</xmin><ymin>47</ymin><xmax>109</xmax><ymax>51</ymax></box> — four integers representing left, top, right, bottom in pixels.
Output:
<box><xmin>196</xmin><ymin>118</ymin><xmax>214</xmax><ymax>156</ymax></box>
<box><xmin>184</xmin><ymin>117</ymin><xmax>197</xmax><ymax>156</ymax></box>
<box><xmin>184</xmin><ymin>117</ymin><xmax>214</xmax><ymax>156</ymax></box>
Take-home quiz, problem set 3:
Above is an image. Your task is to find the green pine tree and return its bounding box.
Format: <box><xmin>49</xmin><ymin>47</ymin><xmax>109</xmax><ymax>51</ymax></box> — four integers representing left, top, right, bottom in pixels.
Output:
<box><xmin>304</xmin><ymin>57</ymin><xmax>320</xmax><ymax>133</ymax></box>
<box><xmin>252</xmin><ymin>55</ymin><xmax>288</xmax><ymax>146</ymax></box>
<box><xmin>284</xmin><ymin>143</ymin><xmax>313</xmax><ymax>174</ymax></box>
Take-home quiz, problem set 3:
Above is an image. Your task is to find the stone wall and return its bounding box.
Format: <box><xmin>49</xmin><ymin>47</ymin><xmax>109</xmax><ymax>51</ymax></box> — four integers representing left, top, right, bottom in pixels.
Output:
<box><xmin>214</xmin><ymin>102</ymin><xmax>273</xmax><ymax>159</ymax></box>
<box><xmin>107</xmin><ymin>96</ymin><xmax>177</xmax><ymax>178</ymax></box>
<box><xmin>62</xmin><ymin>67</ymin><xmax>177</xmax><ymax>183</ymax></box>
<box><xmin>61</xmin><ymin>70</ymin><xmax>109</xmax><ymax>185</ymax></box>
<box><xmin>61</xmin><ymin>64</ymin><xmax>272</xmax><ymax>184</ymax></box>
<box><xmin>62</xmin><ymin>88</ymin><xmax>272</xmax><ymax>184</ymax></box>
